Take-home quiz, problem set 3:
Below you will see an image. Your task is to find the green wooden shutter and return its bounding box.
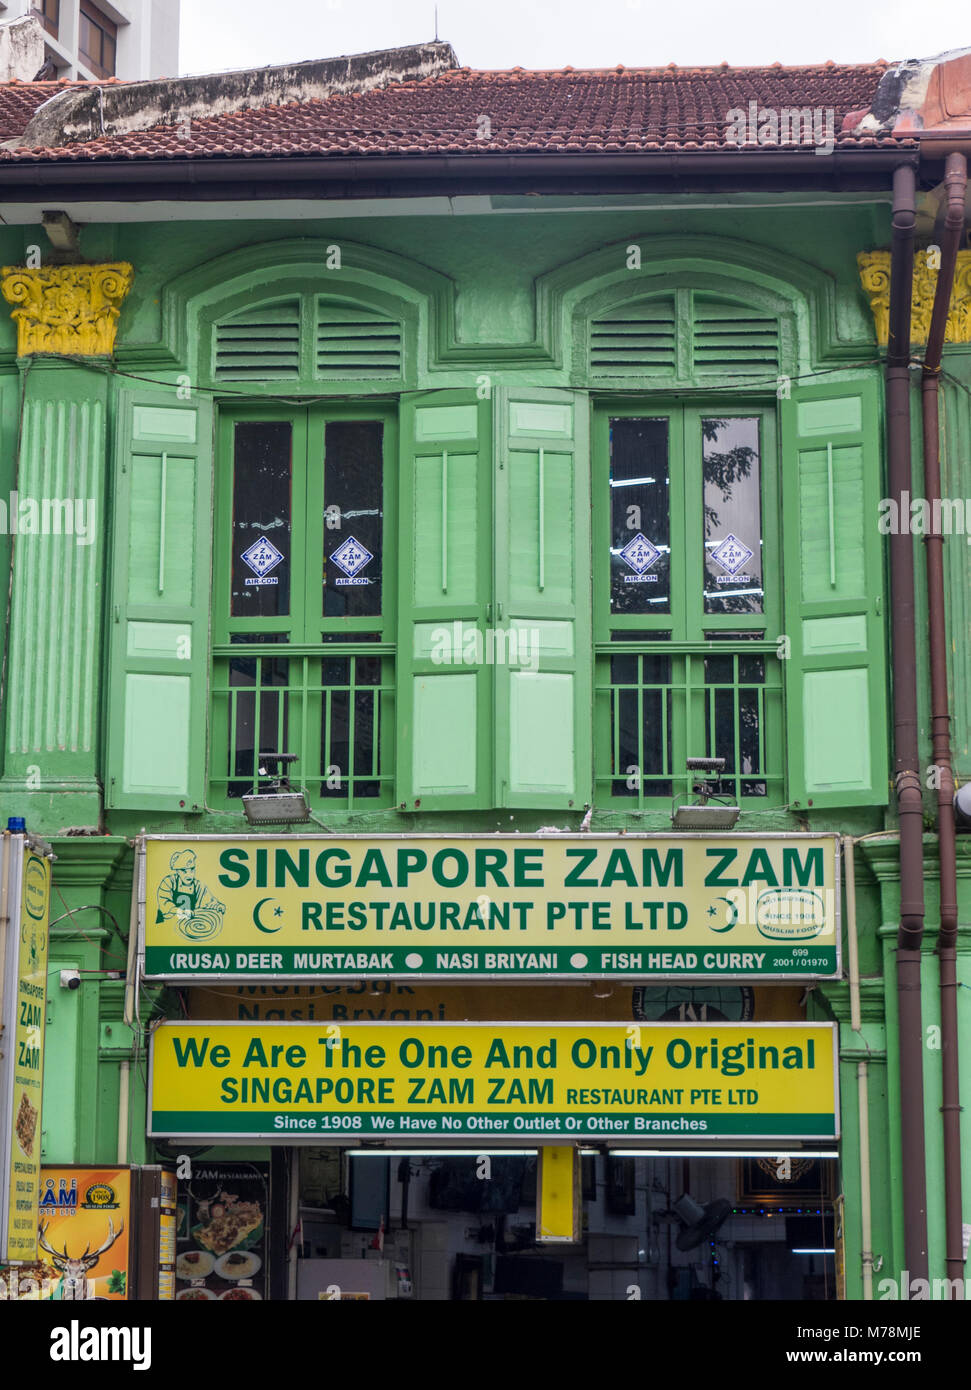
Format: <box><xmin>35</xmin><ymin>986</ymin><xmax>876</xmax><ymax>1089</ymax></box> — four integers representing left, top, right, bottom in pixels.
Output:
<box><xmin>396</xmin><ymin>390</ymin><xmax>492</xmax><ymax>809</ymax></box>
<box><xmin>781</xmin><ymin>377</ymin><xmax>888</xmax><ymax>808</ymax></box>
<box><xmin>494</xmin><ymin>388</ymin><xmax>592</xmax><ymax>809</ymax></box>
<box><xmin>106</xmin><ymin>391</ymin><xmax>213</xmax><ymax>811</ymax></box>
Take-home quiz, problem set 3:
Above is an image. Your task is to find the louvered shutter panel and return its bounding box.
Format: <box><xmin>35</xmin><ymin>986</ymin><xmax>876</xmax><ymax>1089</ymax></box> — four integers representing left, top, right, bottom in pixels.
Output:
<box><xmin>590</xmin><ymin>298</ymin><xmax>677</xmax><ymax>376</ymax></box>
<box><xmin>691</xmin><ymin>295</ymin><xmax>780</xmax><ymax>375</ymax></box>
<box><xmin>213</xmin><ymin>299</ymin><xmax>301</xmax><ymax>381</ymax></box>
<box><xmin>781</xmin><ymin>377</ymin><xmax>888</xmax><ymax>808</ymax></box>
<box><xmin>316</xmin><ymin>301</ymin><xmax>402</xmax><ymax>380</ymax></box>
<box><xmin>106</xmin><ymin>392</ymin><xmax>213</xmax><ymax>810</ymax></box>
<box><xmin>396</xmin><ymin>391</ymin><xmax>493</xmax><ymax>809</ymax></box>
<box><xmin>493</xmin><ymin>388</ymin><xmax>592</xmax><ymax>809</ymax></box>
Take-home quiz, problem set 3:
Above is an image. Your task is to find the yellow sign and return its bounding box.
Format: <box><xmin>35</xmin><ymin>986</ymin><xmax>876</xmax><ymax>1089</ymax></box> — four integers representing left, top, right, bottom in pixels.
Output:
<box><xmin>149</xmin><ymin>1021</ymin><xmax>838</xmax><ymax>1141</ymax></box>
<box><xmin>141</xmin><ymin>834</ymin><xmax>840</xmax><ymax>981</ymax></box>
<box><xmin>2</xmin><ymin>842</ymin><xmax>51</xmax><ymax>1262</ymax></box>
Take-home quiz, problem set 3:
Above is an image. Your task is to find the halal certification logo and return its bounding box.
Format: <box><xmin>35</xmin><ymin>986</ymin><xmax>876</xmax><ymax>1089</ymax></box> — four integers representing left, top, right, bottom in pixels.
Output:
<box><xmin>331</xmin><ymin>535</ymin><xmax>374</xmax><ymax>587</ymax></box>
<box><xmin>241</xmin><ymin>535</ymin><xmax>284</xmax><ymax>587</ymax></box>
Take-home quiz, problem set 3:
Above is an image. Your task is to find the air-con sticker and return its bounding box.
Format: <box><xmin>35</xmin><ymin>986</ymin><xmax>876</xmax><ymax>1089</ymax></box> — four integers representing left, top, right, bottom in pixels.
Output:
<box><xmin>619</xmin><ymin>532</ymin><xmax>661</xmax><ymax>584</ymax></box>
<box><xmin>241</xmin><ymin>536</ymin><xmax>284</xmax><ymax>587</ymax></box>
<box><xmin>709</xmin><ymin>533</ymin><xmax>753</xmax><ymax>584</ymax></box>
<box><xmin>331</xmin><ymin>535</ymin><xmax>374</xmax><ymax>587</ymax></box>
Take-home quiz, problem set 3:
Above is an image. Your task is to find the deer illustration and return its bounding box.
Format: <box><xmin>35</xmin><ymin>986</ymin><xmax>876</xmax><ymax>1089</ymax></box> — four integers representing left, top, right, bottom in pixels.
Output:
<box><xmin>37</xmin><ymin>1217</ymin><xmax>124</xmax><ymax>1300</ymax></box>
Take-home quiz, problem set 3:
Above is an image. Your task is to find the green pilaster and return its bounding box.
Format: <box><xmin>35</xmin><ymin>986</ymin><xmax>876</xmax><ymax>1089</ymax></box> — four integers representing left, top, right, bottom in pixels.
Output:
<box><xmin>0</xmin><ymin>360</ymin><xmax>109</xmax><ymax>833</ymax></box>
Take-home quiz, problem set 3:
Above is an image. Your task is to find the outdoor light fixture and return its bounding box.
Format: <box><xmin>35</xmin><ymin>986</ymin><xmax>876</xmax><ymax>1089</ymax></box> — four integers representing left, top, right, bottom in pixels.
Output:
<box><xmin>242</xmin><ymin>752</ymin><xmax>310</xmax><ymax>825</ymax></box>
<box><xmin>672</xmin><ymin>757</ymin><xmax>740</xmax><ymax>829</ymax></box>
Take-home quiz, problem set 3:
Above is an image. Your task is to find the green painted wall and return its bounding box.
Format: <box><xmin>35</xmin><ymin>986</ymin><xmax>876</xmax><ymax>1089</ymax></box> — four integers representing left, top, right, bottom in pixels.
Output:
<box><xmin>0</xmin><ymin>192</ymin><xmax>968</xmax><ymax>1299</ymax></box>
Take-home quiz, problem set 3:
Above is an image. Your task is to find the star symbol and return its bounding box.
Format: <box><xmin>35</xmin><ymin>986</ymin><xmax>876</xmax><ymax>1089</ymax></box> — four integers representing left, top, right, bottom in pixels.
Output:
<box><xmin>707</xmin><ymin>905</ymin><xmax>718</xmax><ymax>917</ymax></box>
<box><xmin>273</xmin><ymin>905</ymin><xmax>284</xmax><ymax>917</ymax></box>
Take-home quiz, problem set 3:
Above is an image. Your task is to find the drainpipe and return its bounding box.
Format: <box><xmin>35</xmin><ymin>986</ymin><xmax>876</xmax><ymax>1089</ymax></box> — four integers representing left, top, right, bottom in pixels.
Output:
<box><xmin>887</xmin><ymin>162</ymin><xmax>930</xmax><ymax>1290</ymax></box>
<box><xmin>920</xmin><ymin>151</ymin><xmax>968</xmax><ymax>1291</ymax></box>
<box><xmin>844</xmin><ymin>834</ymin><xmax>874</xmax><ymax>1299</ymax></box>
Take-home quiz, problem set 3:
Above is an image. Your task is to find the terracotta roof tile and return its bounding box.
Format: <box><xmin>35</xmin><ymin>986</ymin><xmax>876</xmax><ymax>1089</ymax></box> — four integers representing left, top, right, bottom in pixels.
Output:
<box><xmin>0</xmin><ymin>62</ymin><xmax>907</xmax><ymax>162</ymax></box>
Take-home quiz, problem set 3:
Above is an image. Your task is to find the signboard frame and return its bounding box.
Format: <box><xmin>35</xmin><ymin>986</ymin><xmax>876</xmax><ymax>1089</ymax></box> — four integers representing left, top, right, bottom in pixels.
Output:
<box><xmin>147</xmin><ymin>1019</ymin><xmax>841</xmax><ymax>1146</ymax></box>
<box><xmin>0</xmin><ymin>832</ymin><xmax>53</xmax><ymax>1264</ymax></box>
<box><xmin>137</xmin><ymin>832</ymin><xmax>842</xmax><ymax>985</ymax></box>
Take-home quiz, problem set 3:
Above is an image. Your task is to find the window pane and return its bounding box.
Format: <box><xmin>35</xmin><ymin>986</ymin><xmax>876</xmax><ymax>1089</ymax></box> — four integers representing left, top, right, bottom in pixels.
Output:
<box><xmin>231</xmin><ymin>421</ymin><xmax>292</xmax><ymax>619</ymax></box>
<box><xmin>323</xmin><ymin>421</ymin><xmax>384</xmax><ymax>619</ymax></box>
<box><xmin>227</xmin><ymin>648</ymin><xmax>290</xmax><ymax>797</ymax></box>
<box><xmin>609</xmin><ymin>418</ymin><xmax>671</xmax><ymax>615</ymax></box>
<box><xmin>702</xmin><ymin>417</ymin><xmax>763</xmax><ymax>615</ymax></box>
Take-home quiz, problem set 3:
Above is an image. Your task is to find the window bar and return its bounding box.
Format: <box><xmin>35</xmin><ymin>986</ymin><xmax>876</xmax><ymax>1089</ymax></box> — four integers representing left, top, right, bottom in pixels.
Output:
<box><xmin>732</xmin><ymin>657</ymin><xmax>743</xmax><ymax>801</ymax></box>
<box><xmin>827</xmin><ymin>441</ymin><xmax>836</xmax><ymax>588</ymax></box>
<box><xmin>538</xmin><ymin>447</ymin><xmax>545</xmax><ymax>592</ymax></box>
<box><xmin>158</xmin><ymin>452</ymin><xmax>167</xmax><ymax>594</ymax></box>
<box><xmin>636</xmin><ymin>671</ymin><xmax>645</xmax><ymax>808</ymax></box>
<box><xmin>441</xmin><ymin>450</ymin><xmax>448</xmax><ymax>593</ymax></box>
<box><xmin>323</xmin><ymin>684</ymin><xmax>333</xmax><ymax>792</ymax></box>
<box><xmin>228</xmin><ymin>682</ymin><xmax>238</xmax><ymax>788</ymax></box>
<box><xmin>253</xmin><ymin>662</ymin><xmax>264</xmax><ymax>790</ymax></box>
<box><xmin>684</xmin><ymin>654</ymin><xmax>695</xmax><ymax>801</ymax></box>
<box><xmin>611</xmin><ymin>678</ymin><xmax>621</xmax><ymax>790</ymax></box>
<box><xmin>300</xmin><ymin>655</ymin><xmax>309</xmax><ymax>794</ymax></box>
<box><xmin>348</xmin><ymin>658</ymin><xmax>358</xmax><ymax>809</ymax></box>
<box><xmin>275</xmin><ymin>669</ymin><xmax>286</xmax><ymax>785</ymax></box>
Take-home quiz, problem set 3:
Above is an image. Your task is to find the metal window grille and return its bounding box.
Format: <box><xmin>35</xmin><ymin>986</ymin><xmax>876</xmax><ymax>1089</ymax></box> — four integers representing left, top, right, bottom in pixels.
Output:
<box><xmin>594</xmin><ymin>641</ymin><xmax>784</xmax><ymax>808</ymax></box>
<box><xmin>210</xmin><ymin>645</ymin><xmax>395</xmax><ymax>810</ymax></box>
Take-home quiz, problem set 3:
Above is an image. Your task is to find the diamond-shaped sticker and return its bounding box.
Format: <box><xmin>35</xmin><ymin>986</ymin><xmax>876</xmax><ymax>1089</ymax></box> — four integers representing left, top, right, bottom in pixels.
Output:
<box><xmin>709</xmin><ymin>533</ymin><xmax>753</xmax><ymax>576</ymax></box>
<box><xmin>241</xmin><ymin>535</ymin><xmax>284</xmax><ymax>578</ymax></box>
<box><xmin>331</xmin><ymin>535</ymin><xmax>374</xmax><ymax>579</ymax></box>
<box><xmin>619</xmin><ymin>533</ymin><xmax>661</xmax><ymax>574</ymax></box>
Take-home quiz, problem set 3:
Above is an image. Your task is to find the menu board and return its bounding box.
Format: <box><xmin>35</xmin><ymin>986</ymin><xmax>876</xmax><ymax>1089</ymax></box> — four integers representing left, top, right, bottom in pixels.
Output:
<box><xmin>175</xmin><ymin>1162</ymin><xmax>269</xmax><ymax>1302</ymax></box>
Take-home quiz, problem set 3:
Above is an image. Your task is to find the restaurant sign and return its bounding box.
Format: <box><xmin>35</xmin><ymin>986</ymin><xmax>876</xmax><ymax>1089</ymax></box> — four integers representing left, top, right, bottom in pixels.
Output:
<box><xmin>139</xmin><ymin>834</ymin><xmax>840</xmax><ymax>982</ymax></box>
<box><xmin>148</xmin><ymin>1021</ymin><xmax>838</xmax><ymax>1142</ymax></box>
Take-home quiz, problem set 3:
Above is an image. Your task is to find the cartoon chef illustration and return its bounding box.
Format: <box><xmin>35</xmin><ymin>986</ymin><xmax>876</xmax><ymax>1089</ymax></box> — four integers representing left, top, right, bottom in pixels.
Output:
<box><xmin>155</xmin><ymin>849</ymin><xmax>226</xmax><ymax>941</ymax></box>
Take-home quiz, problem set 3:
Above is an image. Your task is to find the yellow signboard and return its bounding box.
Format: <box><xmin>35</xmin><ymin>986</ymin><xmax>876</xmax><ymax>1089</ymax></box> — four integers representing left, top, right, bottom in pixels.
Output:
<box><xmin>149</xmin><ymin>1021</ymin><xmax>838</xmax><ymax>1141</ymax></box>
<box><xmin>1</xmin><ymin>839</ymin><xmax>52</xmax><ymax>1262</ymax></box>
<box><xmin>141</xmin><ymin>834</ymin><xmax>840</xmax><ymax>981</ymax></box>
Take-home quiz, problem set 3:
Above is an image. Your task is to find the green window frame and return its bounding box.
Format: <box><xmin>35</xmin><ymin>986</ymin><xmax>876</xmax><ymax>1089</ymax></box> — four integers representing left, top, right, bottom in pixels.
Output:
<box><xmin>209</xmin><ymin>402</ymin><xmax>397</xmax><ymax>810</ymax></box>
<box><xmin>593</xmin><ymin>399</ymin><xmax>785</xmax><ymax>810</ymax></box>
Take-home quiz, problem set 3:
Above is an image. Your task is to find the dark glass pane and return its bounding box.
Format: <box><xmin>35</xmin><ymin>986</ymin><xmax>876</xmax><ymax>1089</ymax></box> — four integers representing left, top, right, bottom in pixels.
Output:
<box><xmin>609</xmin><ymin>418</ymin><xmax>670</xmax><ymax>615</ymax></box>
<box><xmin>704</xmin><ymin>630</ymin><xmax>764</xmax><ymax>642</ymax></box>
<box><xmin>739</xmin><ymin>687</ymin><xmax>762</xmax><ymax>778</ymax></box>
<box><xmin>323</xmin><ymin>421</ymin><xmax>384</xmax><ymax>619</ymax></box>
<box><xmin>231</xmin><ymin>421</ymin><xmax>292</xmax><ymax>619</ymax></box>
<box><xmin>641</xmin><ymin>652</ymin><xmax>671</xmax><ymax>686</ymax></box>
<box><xmin>739</xmin><ymin>655</ymin><xmax>765</xmax><ymax>685</ymax></box>
<box><xmin>704</xmin><ymin>654</ymin><xmax>733</xmax><ymax>685</ymax></box>
<box><xmin>321</xmin><ymin>687</ymin><xmax>350</xmax><ymax>796</ymax></box>
<box><xmin>610</xmin><ymin>653</ymin><xmax>637</xmax><ymax>684</ymax></box>
<box><xmin>612</xmin><ymin>688</ymin><xmax>640</xmax><ymax>797</ymax></box>
<box><xmin>321</xmin><ymin>631</ymin><xmax>381</xmax><ymax>643</ymax></box>
<box><xmin>321</xmin><ymin>656</ymin><xmax>350</xmax><ymax>686</ymax></box>
<box><xmin>702</xmin><ymin>417</ymin><xmax>763</xmax><ymax>615</ymax></box>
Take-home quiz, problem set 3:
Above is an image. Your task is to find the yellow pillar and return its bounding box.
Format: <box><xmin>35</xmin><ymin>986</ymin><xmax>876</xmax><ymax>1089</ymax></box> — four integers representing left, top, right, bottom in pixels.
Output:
<box><xmin>536</xmin><ymin>1146</ymin><xmax>581</xmax><ymax>1243</ymax></box>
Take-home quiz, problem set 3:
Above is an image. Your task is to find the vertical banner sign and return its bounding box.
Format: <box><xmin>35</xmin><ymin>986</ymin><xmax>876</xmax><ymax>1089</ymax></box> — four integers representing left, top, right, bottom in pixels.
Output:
<box><xmin>0</xmin><ymin>835</ymin><xmax>52</xmax><ymax>1263</ymax></box>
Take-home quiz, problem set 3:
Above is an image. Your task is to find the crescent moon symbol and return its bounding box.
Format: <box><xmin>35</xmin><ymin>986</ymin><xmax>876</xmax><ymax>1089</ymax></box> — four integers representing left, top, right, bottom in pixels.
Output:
<box><xmin>709</xmin><ymin>897</ymin><xmax>738</xmax><ymax>933</ymax></box>
<box><xmin>253</xmin><ymin>896</ymin><xmax>283</xmax><ymax>933</ymax></box>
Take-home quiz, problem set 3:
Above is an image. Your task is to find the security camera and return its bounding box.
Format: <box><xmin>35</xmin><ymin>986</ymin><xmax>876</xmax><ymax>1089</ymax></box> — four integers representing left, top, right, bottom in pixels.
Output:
<box><xmin>59</xmin><ymin>969</ymin><xmax>81</xmax><ymax>990</ymax></box>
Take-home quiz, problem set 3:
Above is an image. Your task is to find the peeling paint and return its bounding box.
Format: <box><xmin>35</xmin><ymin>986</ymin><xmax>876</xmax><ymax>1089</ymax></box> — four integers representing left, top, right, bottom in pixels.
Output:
<box><xmin>18</xmin><ymin>40</ymin><xmax>459</xmax><ymax>150</ymax></box>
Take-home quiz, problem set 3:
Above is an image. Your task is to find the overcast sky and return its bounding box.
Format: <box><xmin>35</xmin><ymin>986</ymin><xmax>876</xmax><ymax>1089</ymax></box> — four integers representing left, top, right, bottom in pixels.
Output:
<box><xmin>180</xmin><ymin>0</ymin><xmax>968</xmax><ymax>75</ymax></box>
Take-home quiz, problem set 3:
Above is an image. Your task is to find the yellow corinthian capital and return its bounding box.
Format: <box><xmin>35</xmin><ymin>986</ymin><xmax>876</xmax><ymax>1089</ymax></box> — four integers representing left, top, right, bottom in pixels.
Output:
<box><xmin>858</xmin><ymin>249</ymin><xmax>971</xmax><ymax>347</ymax></box>
<box><xmin>0</xmin><ymin>262</ymin><xmax>134</xmax><ymax>356</ymax></box>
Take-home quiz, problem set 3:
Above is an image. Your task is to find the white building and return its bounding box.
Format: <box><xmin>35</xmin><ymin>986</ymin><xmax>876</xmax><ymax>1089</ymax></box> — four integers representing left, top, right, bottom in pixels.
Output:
<box><xmin>0</xmin><ymin>0</ymin><xmax>179</xmax><ymax>81</ymax></box>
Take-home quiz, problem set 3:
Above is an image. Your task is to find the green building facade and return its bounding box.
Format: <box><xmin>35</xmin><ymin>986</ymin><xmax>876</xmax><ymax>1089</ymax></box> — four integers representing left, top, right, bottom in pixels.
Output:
<box><xmin>1</xmin><ymin>46</ymin><xmax>970</xmax><ymax>1299</ymax></box>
